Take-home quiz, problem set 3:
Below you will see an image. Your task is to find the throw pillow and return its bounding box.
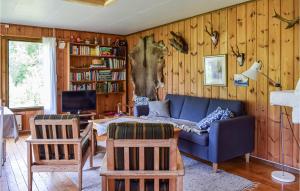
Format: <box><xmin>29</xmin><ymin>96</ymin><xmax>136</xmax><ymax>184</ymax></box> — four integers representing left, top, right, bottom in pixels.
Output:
<box><xmin>134</xmin><ymin>96</ymin><xmax>149</xmax><ymax>106</ymax></box>
<box><xmin>148</xmin><ymin>100</ymin><xmax>170</xmax><ymax>117</ymax></box>
<box><xmin>220</xmin><ymin>108</ymin><xmax>235</xmax><ymax>120</ymax></box>
<box><xmin>196</xmin><ymin>107</ymin><xmax>223</xmax><ymax>130</ymax></box>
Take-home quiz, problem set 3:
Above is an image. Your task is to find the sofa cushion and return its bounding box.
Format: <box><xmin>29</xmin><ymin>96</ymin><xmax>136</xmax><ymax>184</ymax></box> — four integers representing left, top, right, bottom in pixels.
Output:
<box><xmin>207</xmin><ymin>99</ymin><xmax>244</xmax><ymax>117</ymax></box>
<box><xmin>197</xmin><ymin>107</ymin><xmax>224</xmax><ymax>130</ymax></box>
<box><xmin>165</xmin><ymin>94</ymin><xmax>186</xmax><ymax>118</ymax></box>
<box><xmin>179</xmin><ymin>96</ymin><xmax>210</xmax><ymax>122</ymax></box>
<box><xmin>148</xmin><ymin>100</ymin><xmax>170</xmax><ymax>117</ymax></box>
<box><xmin>179</xmin><ymin>130</ymin><xmax>209</xmax><ymax>146</ymax></box>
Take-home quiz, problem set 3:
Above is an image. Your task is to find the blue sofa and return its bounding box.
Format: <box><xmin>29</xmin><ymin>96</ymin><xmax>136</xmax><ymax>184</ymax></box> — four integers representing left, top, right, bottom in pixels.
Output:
<box><xmin>134</xmin><ymin>94</ymin><xmax>255</xmax><ymax>170</ymax></box>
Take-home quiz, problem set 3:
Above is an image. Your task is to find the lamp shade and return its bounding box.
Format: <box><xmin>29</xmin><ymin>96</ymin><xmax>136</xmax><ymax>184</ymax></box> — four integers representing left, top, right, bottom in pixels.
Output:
<box><xmin>270</xmin><ymin>78</ymin><xmax>300</xmax><ymax>124</ymax></box>
<box><xmin>242</xmin><ymin>61</ymin><xmax>262</xmax><ymax>80</ymax></box>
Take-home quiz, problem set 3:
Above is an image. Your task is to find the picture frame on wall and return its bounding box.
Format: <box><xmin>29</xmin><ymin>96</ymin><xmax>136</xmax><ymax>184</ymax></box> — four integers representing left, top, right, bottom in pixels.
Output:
<box><xmin>203</xmin><ymin>54</ymin><xmax>227</xmax><ymax>86</ymax></box>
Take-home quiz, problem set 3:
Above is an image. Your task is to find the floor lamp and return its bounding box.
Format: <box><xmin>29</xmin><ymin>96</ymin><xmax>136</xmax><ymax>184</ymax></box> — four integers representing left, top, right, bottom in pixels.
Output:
<box><xmin>241</xmin><ymin>60</ymin><xmax>298</xmax><ymax>183</ymax></box>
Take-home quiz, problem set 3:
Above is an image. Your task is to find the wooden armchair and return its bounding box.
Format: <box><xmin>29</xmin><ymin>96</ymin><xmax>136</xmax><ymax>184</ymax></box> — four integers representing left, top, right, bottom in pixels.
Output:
<box><xmin>27</xmin><ymin>115</ymin><xmax>93</xmax><ymax>191</ymax></box>
<box><xmin>100</xmin><ymin>122</ymin><xmax>184</xmax><ymax>191</ymax></box>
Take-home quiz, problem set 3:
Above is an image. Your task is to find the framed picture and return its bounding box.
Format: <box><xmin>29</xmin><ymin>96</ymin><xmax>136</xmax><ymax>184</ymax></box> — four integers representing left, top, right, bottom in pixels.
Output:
<box><xmin>234</xmin><ymin>74</ymin><xmax>249</xmax><ymax>87</ymax></box>
<box><xmin>204</xmin><ymin>54</ymin><xmax>227</xmax><ymax>86</ymax></box>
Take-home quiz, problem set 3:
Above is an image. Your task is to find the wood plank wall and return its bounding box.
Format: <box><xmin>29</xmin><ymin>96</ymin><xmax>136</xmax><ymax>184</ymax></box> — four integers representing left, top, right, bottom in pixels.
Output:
<box><xmin>126</xmin><ymin>0</ymin><xmax>300</xmax><ymax>169</ymax></box>
<box><xmin>0</xmin><ymin>24</ymin><xmax>124</xmax><ymax>114</ymax></box>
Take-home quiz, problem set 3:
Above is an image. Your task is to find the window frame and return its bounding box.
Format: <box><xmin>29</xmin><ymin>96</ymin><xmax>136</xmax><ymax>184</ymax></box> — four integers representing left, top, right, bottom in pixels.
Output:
<box><xmin>7</xmin><ymin>37</ymin><xmax>44</xmax><ymax>109</ymax></box>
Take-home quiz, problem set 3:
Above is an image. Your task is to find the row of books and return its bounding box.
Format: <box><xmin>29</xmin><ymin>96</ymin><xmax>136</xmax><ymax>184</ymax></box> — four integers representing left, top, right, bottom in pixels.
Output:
<box><xmin>89</xmin><ymin>58</ymin><xmax>126</xmax><ymax>69</ymax></box>
<box><xmin>96</xmin><ymin>82</ymin><xmax>123</xmax><ymax>93</ymax></box>
<box><xmin>95</xmin><ymin>71</ymin><xmax>126</xmax><ymax>81</ymax></box>
<box><xmin>70</xmin><ymin>71</ymin><xmax>126</xmax><ymax>81</ymax></box>
<box><xmin>70</xmin><ymin>72</ymin><xmax>94</xmax><ymax>81</ymax></box>
<box><xmin>69</xmin><ymin>84</ymin><xmax>95</xmax><ymax>91</ymax></box>
<box><xmin>69</xmin><ymin>83</ymin><xmax>123</xmax><ymax>93</ymax></box>
<box><xmin>70</xmin><ymin>45</ymin><xmax>125</xmax><ymax>57</ymax></box>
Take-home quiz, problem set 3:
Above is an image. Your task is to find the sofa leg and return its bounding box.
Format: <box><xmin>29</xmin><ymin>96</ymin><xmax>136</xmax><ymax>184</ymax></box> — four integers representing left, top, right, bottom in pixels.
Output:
<box><xmin>212</xmin><ymin>163</ymin><xmax>218</xmax><ymax>172</ymax></box>
<box><xmin>245</xmin><ymin>153</ymin><xmax>250</xmax><ymax>163</ymax></box>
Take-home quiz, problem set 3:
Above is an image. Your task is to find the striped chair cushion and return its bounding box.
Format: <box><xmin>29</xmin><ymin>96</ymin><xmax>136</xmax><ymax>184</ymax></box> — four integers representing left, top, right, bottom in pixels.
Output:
<box><xmin>108</xmin><ymin>122</ymin><xmax>174</xmax><ymax>191</ymax></box>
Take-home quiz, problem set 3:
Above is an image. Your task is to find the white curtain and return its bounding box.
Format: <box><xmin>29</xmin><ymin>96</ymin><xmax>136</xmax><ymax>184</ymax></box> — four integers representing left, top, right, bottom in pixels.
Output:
<box><xmin>42</xmin><ymin>37</ymin><xmax>57</xmax><ymax>114</ymax></box>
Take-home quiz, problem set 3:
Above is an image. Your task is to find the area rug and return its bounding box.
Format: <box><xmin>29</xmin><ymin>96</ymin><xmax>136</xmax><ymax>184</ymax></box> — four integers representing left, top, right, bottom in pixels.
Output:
<box><xmin>66</xmin><ymin>152</ymin><xmax>255</xmax><ymax>191</ymax></box>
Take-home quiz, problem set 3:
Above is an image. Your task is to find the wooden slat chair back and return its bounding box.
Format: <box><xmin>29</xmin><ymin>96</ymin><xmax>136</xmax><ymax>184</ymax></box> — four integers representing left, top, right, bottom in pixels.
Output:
<box><xmin>30</xmin><ymin>115</ymin><xmax>81</xmax><ymax>164</ymax></box>
<box><xmin>27</xmin><ymin>114</ymin><xmax>93</xmax><ymax>191</ymax></box>
<box><xmin>100</xmin><ymin>122</ymin><xmax>184</xmax><ymax>191</ymax></box>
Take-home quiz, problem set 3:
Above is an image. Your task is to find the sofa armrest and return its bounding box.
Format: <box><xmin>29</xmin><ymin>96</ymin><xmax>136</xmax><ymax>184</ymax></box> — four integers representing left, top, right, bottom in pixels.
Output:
<box><xmin>134</xmin><ymin>105</ymin><xmax>149</xmax><ymax>117</ymax></box>
<box><xmin>208</xmin><ymin>115</ymin><xmax>255</xmax><ymax>163</ymax></box>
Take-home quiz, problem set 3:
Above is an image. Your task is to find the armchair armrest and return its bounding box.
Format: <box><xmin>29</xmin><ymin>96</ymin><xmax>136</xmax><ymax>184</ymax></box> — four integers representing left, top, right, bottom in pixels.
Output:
<box><xmin>208</xmin><ymin>115</ymin><xmax>255</xmax><ymax>163</ymax></box>
<box><xmin>134</xmin><ymin>105</ymin><xmax>149</xmax><ymax>117</ymax></box>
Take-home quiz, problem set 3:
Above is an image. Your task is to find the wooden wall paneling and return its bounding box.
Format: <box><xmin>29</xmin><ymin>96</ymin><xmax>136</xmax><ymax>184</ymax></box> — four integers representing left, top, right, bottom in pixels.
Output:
<box><xmin>167</xmin><ymin>24</ymin><xmax>173</xmax><ymax>94</ymax></box>
<box><xmin>211</xmin><ymin>11</ymin><xmax>221</xmax><ymax>98</ymax></box>
<box><xmin>196</xmin><ymin>16</ymin><xmax>204</xmax><ymax>97</ymax></box>
<box><xmin>203</xmin><ymin>14</ymin><xmax>212</xmax><ymax>98</ymax></box>
<box><xmin>267</xmin><ymin>0</ymin><xmax>281</xmax><ymax>163</ymax></box>
<box><xmin>162</xmin><ymin>25</ymin><xmax>169</xmax><ymax>99</ymax></box>
<box><xmin>219</xmin><ymin>9</ymin><xmax>228</xmax><ymax>99</ymax></box>
<box><xmin>190</xmin><ymin>17</ymin><xmax>198</xmax><ymax>96</ymax></box>
<box><xmin>0</xmin><ymin>38</ymin><xmax>8</xmax><ymax>106</ymax></box>
<box><xmin>256</xmin><ymin>0</ymin><xmax>269</xmax><ymax>159</ymax></box>
<box><xmin>281</xmin><ymin>0</ymin><xmax>294</xmax><ymax>167</ymax></box>
<box><xmin>184</xmin><ymin>19</ymin><xmax>191</xmax><ymax>96</ymax></box>
<box><xmin>172</xmin><ymin>23</ymin><xmax>179</xmax><ymax>94</ymax></box>
<box><xmin>227</xmin><ymin>7</ymin><xmax>237</xmax><ymax>100</ymax></box>
<box><xmin>158</xmin><ymin>27</ymin><xmax>165</xmax><ymax>100</ymax></box>
<box><xmin>246</xmin><ymin>1</ymin><xmax>258</xmax><ymax>154</ymax></box>
<box><xmin>293</xmin><ymin>0</ymin><xmax>300</xmax><ymax>169</ymax></box>
<box><xmin>125</xmin><ymin>0</ymin><xmax>299</xmax><ymax>169</ymax></box>
<box><xmin>178</xmin><ymin>21</ymin><xmax>185</xmax><ymax>95</ymax></box>
<box><xmin>236</xmin><ymin>4</ymin><xmax>247</xmax><ymax>102</ymax></box>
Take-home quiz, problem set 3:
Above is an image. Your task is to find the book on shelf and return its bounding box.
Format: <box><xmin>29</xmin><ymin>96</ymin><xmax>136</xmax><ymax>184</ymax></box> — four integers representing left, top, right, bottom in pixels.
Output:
<box><xmin>112</xmin><ymin>71</ymin><xmax>126</xmax><ymax>80</ymax></box>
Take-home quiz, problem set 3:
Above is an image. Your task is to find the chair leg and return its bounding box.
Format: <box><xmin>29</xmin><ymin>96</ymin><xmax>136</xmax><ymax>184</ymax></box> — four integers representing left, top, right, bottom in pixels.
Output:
<box><xmin>0</xmin><ymin>140</ymin><xmax>3</xmax><ymax>177</ymax></box>
<box><xmin>78</xmin><ymin>170</ymin><xmax>82</xmax><ymax>191</ymax></box>
<box><xmin>27</xmin><ymin>142</ymin><xmax>32</xmax><ymax>191</ymax></box>
<box><xmin>101</xmin><ymin>176</ymin><xmax>107</xmax><ymax>191</ymax></box>
<box><xmin>245</xmin><ymin>153</ymin><xmax>250</xmax><ymax>163</ymax></box>
<box><xmin>213</xmin><ymin>163</ymin><xmax>218</xmax><ymax>173</ymax></box>
<box><xmin>176</xmin><ymin>176</ymin><xmax>183</xmax><ymax>191</ymax></box>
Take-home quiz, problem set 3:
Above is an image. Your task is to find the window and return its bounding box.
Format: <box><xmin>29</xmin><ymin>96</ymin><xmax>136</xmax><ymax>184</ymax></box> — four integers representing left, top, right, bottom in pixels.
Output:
<box><xmin>8</xmin><ymin>40</ymin><xmax>45</xmax><ymax>108</ymax></box>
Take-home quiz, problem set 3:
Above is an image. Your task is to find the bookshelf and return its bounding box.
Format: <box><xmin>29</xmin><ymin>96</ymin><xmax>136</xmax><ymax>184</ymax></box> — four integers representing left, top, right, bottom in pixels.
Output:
<box><xmin>67</xmin><ymin>42</ymin><xmax>127</xmax><ymax>115</ymax></box>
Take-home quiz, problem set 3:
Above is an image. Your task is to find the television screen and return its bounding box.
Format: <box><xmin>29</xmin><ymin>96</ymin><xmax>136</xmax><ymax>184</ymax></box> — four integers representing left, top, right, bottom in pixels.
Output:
<box><xmin>62</xmin><ymin>90</ymin><xmax>96</xmax><ymax>113</ymax></box>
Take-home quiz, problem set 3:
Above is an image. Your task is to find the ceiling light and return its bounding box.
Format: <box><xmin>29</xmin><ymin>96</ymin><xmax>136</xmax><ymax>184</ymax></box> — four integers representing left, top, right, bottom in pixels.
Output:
<box><xmin>64</xmin><ymin>0</ymin><xmax>116</xmax><ymax>7</ymax></box>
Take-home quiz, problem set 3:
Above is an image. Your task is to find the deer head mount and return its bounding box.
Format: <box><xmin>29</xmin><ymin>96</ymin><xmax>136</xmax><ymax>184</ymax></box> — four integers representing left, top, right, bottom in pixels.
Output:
<box><xmin>169</xmin><ymin>31</ymin><xmax>188</xmax><ymax>54</ymax></box>
<box><xmin>204</xmin><ymin>25</ymin><xmax>219</xmax><ymax>48</ymax></box>
<box><xmin>273</xmin><ymin>10</ymin><xmax>300</xmax><ymax>29</ymax></box>
<box><xmin>231</xmin><ymin>45</ymin><xmax>245</xmax><ymax>66</ymax></box>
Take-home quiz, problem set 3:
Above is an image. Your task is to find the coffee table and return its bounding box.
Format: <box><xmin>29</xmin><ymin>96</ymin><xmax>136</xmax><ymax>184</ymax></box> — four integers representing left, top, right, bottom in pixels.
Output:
<box><xmin>89</xmin><ymin>116</ymin><xmax>182</xmax><ymax>155</ymax></box>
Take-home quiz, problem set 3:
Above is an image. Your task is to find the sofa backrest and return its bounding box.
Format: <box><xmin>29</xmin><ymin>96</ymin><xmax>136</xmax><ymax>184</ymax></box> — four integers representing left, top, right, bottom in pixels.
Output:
<box><xmin>165</xmin><ymin>94</ymin><xmax>185</xmax><ymax>118</ymax></box>
<box><xmin>179</xmin><ymin>96</ymin><xmax>210</xmax><ymax>122</ymax></box>
<box><xmin>165</xmin><ymin>94</ymin><xmax>245</xmax><ymax>122</ymax></box>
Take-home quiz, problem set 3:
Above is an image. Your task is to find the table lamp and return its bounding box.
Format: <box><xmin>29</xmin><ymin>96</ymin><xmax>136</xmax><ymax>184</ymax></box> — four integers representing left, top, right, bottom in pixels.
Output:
<box><xmin>242</xmin><ymin>61</ymin><xmax>299</xmax><ymax>183</ymax></box>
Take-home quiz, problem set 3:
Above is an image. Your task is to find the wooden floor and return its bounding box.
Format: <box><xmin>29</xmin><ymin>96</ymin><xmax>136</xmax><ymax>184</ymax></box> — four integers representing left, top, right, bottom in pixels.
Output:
<box><xmin>0</xmin><ymin>135</ymin><xmax>299</xmax><ymax>191</ymax></box>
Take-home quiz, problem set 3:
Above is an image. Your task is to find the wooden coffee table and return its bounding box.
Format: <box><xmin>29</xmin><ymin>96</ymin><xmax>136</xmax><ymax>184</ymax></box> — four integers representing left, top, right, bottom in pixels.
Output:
<box><xmin>89</xmin><ymin>116</ymin><xmax>181</xmax><ymax>155</ymax></box>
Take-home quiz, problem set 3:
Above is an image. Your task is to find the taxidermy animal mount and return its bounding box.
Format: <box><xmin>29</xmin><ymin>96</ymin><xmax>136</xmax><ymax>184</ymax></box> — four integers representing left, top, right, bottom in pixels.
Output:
<box><xmin>129</xmin><ymin>34</ymin><xmax>167</xmax><ymax>100</ymax></box>
<box><xmin>169</xmin><ymin>31</ymin><xmax>188</xmax><ymax>54</ymax></box>
<box><xmin>231</xmin><ymin>45</ymin><xmax>245</xmax><ymax>66</ymax></box>
<box><xmin>273</xmin><ymin>10</ymin><xmax>299</xmax><ymax>29</ymax></box>
<box><xmin>204</xmin><ymin>25</ymin><xmax>219</xmax><ymax>48</ymax></box>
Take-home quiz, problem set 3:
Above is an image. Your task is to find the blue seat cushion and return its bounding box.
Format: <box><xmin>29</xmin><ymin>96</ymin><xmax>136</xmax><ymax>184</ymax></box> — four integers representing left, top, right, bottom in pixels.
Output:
<box><xmin>165</xmin><ymin>94</ymin><xmax>186</xmax><ymax>118</ymax></box>
<box><xmin>179</xmin><ymin>131</ymin><xmax>209</xmax><ymax>146</ymax></box>
<box><xmin>207</xmin><ymin>99</ymin><xmax>244</xmax><ymax>117</ymax></box>
<box><xmin>179</xmin><ymin>96</ymin><xmax>210</xmax><ymax>122</ymax></box>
